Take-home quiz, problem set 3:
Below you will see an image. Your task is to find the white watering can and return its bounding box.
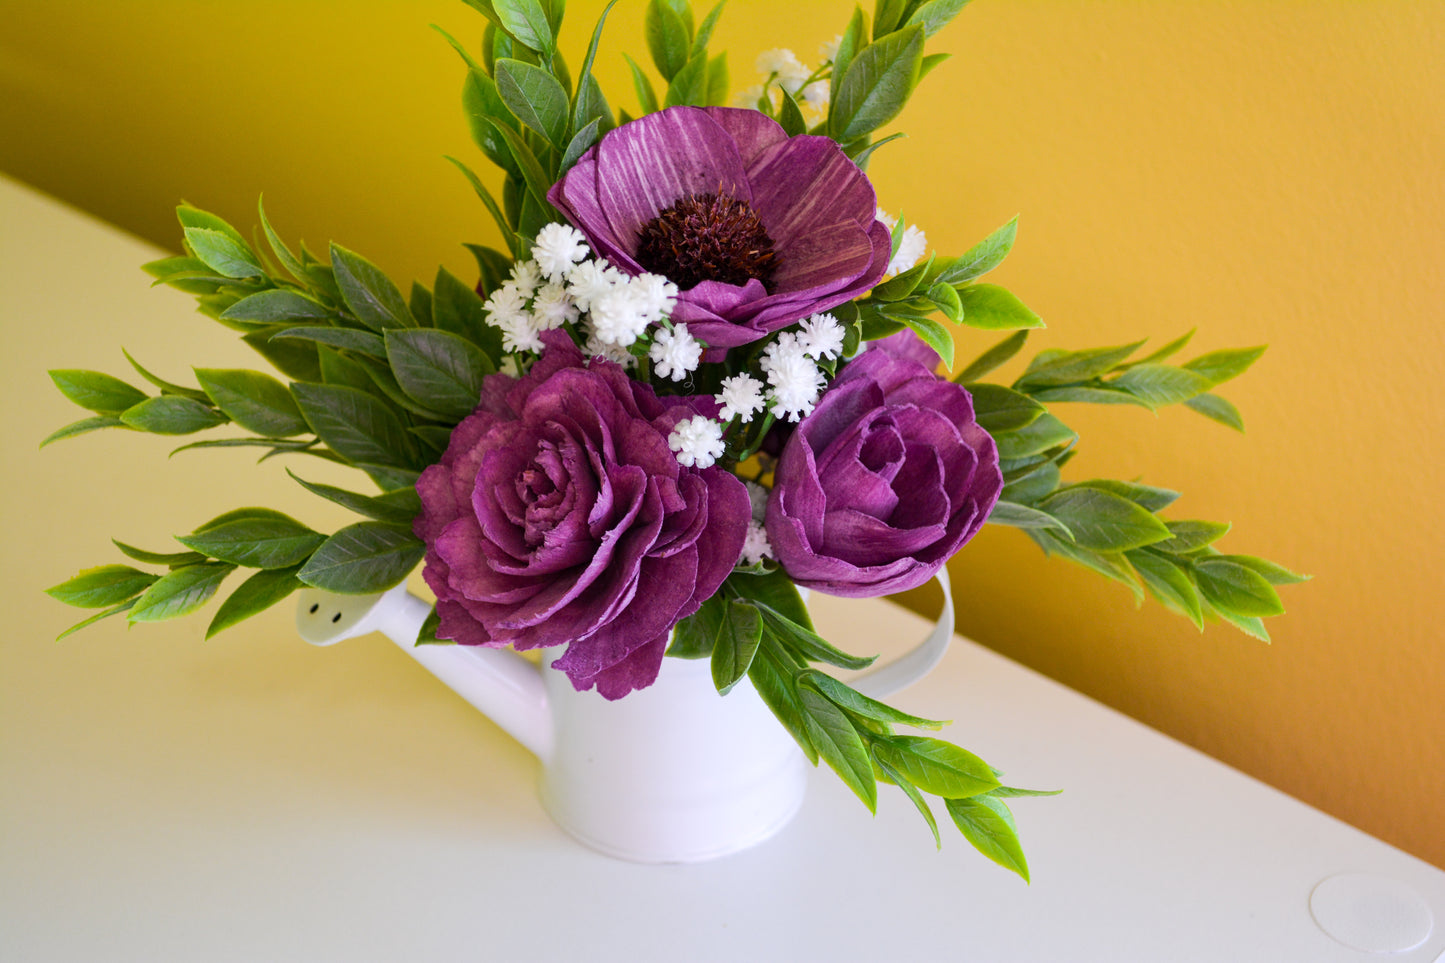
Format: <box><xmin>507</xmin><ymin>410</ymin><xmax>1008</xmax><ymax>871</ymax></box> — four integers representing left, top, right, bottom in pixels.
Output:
<box><xmin>295</xmin><ymin>570</ymin><xmax>954</xmax><ymax>863</ymax></box>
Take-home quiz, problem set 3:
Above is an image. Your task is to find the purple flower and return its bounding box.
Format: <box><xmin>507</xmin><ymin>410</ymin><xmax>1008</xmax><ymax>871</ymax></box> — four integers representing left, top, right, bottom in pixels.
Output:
<box><xmin>414</xmin><ymin>332</ymin><xmax>751</xmax><ymax>699</ymax></box>
<box><xmin>765</xmin><ymin>348</ymin><xmax>1002</xmax><ymax>597</ymax></box>
<box><xmin>871</xmin><ymin>329</ymin><xmax>943</xmax><ymax>372</ymax></box>
<box><xmin>547</xmin><ymin>106</ymin><xmax>892</xmax><ymax>349</ymax></box>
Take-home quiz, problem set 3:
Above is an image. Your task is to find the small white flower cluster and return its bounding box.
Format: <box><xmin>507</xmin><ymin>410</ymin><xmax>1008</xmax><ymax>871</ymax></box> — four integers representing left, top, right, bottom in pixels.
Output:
<box><xmin>668</xmin><ymin>415</ymin><xmax>726</xmax><ymax>469</ymax></box>
<box><xmin>740</xmin><ymin>481</ymin><xmax>773</xmax><ymax>565</ymax></box>
<box><xmin>876</xmin><ymin>208</ymin><xmax>929</xmax><ymax>276</ymax></box>
<box><xmin>483</xmin><ymin>224</ymin><xmax>687</xmax><ymax>372</ymax></box>
<box><xmin>735</xmin><ymin>42</ymin><xmax>837</xmax><ymax>117</ymax></box>
<box><xmin>713</xmin><ymin>312</ymin><xmax>845</xmax><ymax>425</ymax></box>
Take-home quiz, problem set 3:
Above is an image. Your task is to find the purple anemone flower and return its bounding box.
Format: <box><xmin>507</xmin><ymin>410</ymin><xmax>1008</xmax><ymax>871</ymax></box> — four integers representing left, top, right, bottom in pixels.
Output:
<box><xmin>413</xmin><ymin>332</ymin><xmax>751</xmax><ymax>699</ymax></box>
<box><xmin>547</xmin><ymin>105</ymin><xmax>892</xmax><ymax>349</ymax></box>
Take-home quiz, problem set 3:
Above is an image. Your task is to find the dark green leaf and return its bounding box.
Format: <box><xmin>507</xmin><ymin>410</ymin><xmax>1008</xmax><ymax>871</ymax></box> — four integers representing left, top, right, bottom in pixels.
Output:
<box><xmin>177</xmin><ymin>515</ymin><xmax>324</xmax><ymax>570</ymax></box>
<box><xmin>1061</xmin><ymin>479</ymin><xmax>1179</xmax><ymax>513</ymax></box>
<box><xmin>797</xmin><ymin>670</ymin><xmax>947</xmax><ymax>729</ymax></box>
<box><xmin>872</xmin><ymin>735</ymin><xmax>999</xmax><ymax>799</ymax></box>
<box><xmin>748</xmin><ymin>644</ymin><xmax>818</xmax><ymax>764</ymax></box>
<box><xmin>218</xmin><ymin>289</ymin><xmax>331</xmax><ymax>324</ymax></box>
<box><xmin>872</xmin><ymin>0</ymin><xmax>909</xmax><ymax>38</ymax></box>
<box><xmin>206</xmin><ymin>565</ymin><xmax>304</xmax><ymax>639</ymax></box>
<box><xmin>288</xmin><ymin>471</ymin><xmax>421</xmax><ymax>525</ymax></box>
<box><xmin>799</xmin><ymin>687</ymin><xmax>877</xmax><ymax>812</ymax></box>
<box><xmin>668</xmin><ymin>592</ymin><xmax>726</xmax><ymax>658</ymax></box>
<box><xmin>831</xmin><ymin>24</ymin><xmax>924</xmax><ymax>142</ymax></box>
<box><xmin>410</xmin><ymin>281</ymin><xmax>434</xmax><ymax>327</ymax></box>
<box><xmin>240</xmin><ymin>326</ymin><xmax>322</xmax><ymax>383</ymax></box>
<box><xmin>965</xmin><ymin>382</ymin><xmax>1046</xmax><ymax>432</ymax></box>
<box><xmin>645</xmin><ymin>0</ymin><xmax>691</xmax><ymax>81</ymax></box>
<box><xmin>1184</xmin><ymin>392</ymin><xmax>1245</xmax><ymax>432</ymax></box>
<box><xmin>993</xmin><ymin>412</ymin><xmax>1075</xmax><ymax>459</ymax></box>
<box><xmin>999</xmin><ymin>460</ymin><xmax>1060</xmax><ymax>505</ymax></box>
<box><xmin>40</xmin><ymin>415</ymin><xmax>128</xmax><ymax>448</ymax></box>
<box><xmin>384</xmin><ymin>328</ymin><xmax>491</xmax><ymax>419</ymax></box>
<box><xmin>112</xmin><ymin>540</ymin><xmax>208</xmax><ymax>567</ymax></box>
<box><xmin>1183</xmin><ymin>346</ymin><xmax>1266</xmax><ymax>386</ymax></box>
<box><xmin>297</xmin><ymin>522</ymin><xmax>425</xmax><ymax>594</ymax></box>
<box><xmin>945</xmin><ymin>794</ymin><xmax>1030</xmax><ymax>882</ymax></box>
<box><xmin>46</xmin><ymin>565</ymin><xmax>157</xmax><ymax>608</ymax></box>
<box><xmin>329</xmin><ymin>243</ymin><xmax>413</xmax><ymax>331</ymax></box>
<box><xmin>433</xmin><ymin>266</ymin><xmax>502</xmax><ymax>359</ymax></box>
<box><xmin>895</xmin><ymin>313</ymin><xmax>955</xmax><ymax>370</ymax></box>
<box><xmin>623</xmin><ymin>52</ymin><xmax>660</xmax><ymax>114</ymax></box>
<box><xmin>194</xmin><ymin>367</ymin><xmax>308</xmax><ymax>437</ymax></box>
<box><xmin>664</xmin><ymin>52</ymin><xmax>709</xmax><ymax>107</ymax></box>
<box><xmin>711</xmin><ymin>599</ymin><xmax>763</xmax><ymax>695</ymax></box>
<box><xmin>1193</xmin><ymin>558</ymin><xmax>1285</xmax><ymax>617</ymax></box>
<box><xmin>486</xmin><ymin>119</ymin><xmax>560</xmax><ymax>221</ymax></box>
<box><xmin>272</xmin><ymin>325</ymin><xmax>387</xmax><ymax>358</ymax></box>
<box><xmin>494</xmin><ymin>58</ymin><xmax>571</xmax><ymax>148</ymax></box>
<box><xmin>729</xmin><ymin>568</ymin><xmax>813</xmax><ymax>629</ymax></box>
<box><xmin>1017</xmin><ymin>340</ymin><xmax>1145</xmax><ymax>387</ymax></box>
<box><xmin>416</xmin><ymin>605</ymin><xmax>450</xmax><ymax>645</ymax></box>
<box><xmin>183</xmin><ymin>227</ymin><xmax>263</xmax><ymax>279</ymax></box>
<box><xmin>1125</xmin><ymin>548</ymin><xmax>1204</xmax><ymax>629</ymax></box>
<box><xmin>128</xmin><ymin>562</ymin><xmax>235</xmax><ymax>622</ymax></box>
<box><xmin>986</xmin><ymin>500</ymin><xmax>1073</xmax><ymax>537</ymax></box>
<box><xmin>829</xmin><ymin>6</ymin><xmax>867</xmax><ymax>107</ymax></box>
<box><xmin>1028</xmin><ymin>384</ymin><xmax>1152</xmax><ymax>409</ymax></box>
<box><xmin>1037</xmin><ymin>487</ymin><xmax>1170</xmax><ymax>552</ymax></box>
<box><xmin>290</xmin><ymin>381</ymin><xmax>416</xmax><ymax>468</ymax></box>
<box><xmin>559</xmin><ymin>117</ymin><xmax>602</xmax><ymax>176</ymax></box>
<box><xmin>776</xmin><ymin>89</ymin><xmax>807</xmax><ymax>137</ymax></box>
<box><xmin>122</xmin><ymin>350</ymin><xmax>211</xmax><ymax>403</ymax></box>
<box><xmin>462</xmin><ymin>69</ymin><xmax>522</xmax><ymax>180</ymax></box>
<box><xmin>48</xmin><ymin>370</ymin><xmax>148</xmax><ymax>414</ymax></box>
<box><xmin>120</xmin><ymin>396</ymin><xmax>226</xmax><ymax>435</ymax></box>
<box><xmin>871</xmin><ymin>255</ymin><xmax>932</xmax><ymax>301</ymax></box>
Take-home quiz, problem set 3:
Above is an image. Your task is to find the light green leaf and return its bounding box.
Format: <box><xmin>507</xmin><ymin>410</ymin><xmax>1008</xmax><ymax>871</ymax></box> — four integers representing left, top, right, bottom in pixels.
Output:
<box><xmin>993</xmin><ymin>412</ymin><xmax>1075</xmax><ymax>460</ymax></box>
<box><xmin>183</xmin><ymin>227</ymin><xmax>263</xmax><ymax>279</ymax></box>
<box><xmin>258</xmin><ymin>197</ymin><xmax>305</xmax><ymax>283</ymax></box>
<box><xmin>1029</xmin><ymin>384</ymin><xmax>1152</xmax><ymax>408</ymax></box>
<box><xmin>623</xmin><ymin>52</ymin><xmax>660</xmax><ymax>114</ymax></box>
<box><xmin>748</xmin><ymin>645</ymin><xmax>818</xmax><ymax>764</ymax></box>
<box><xmin>937</xmin><ymin>217</ymin><xmax>1017</xmax><ymax>287</ymax></box>
<box><xmin>40</xmin><ymin>415</ymin><xmax>128</xmax><ymax>448</ymax></box>
<box><xmin>874</xmin><ymin>753</ymin><xmax>941</xmax><ymax>848</ymax></box>
<box><xmin>1018</xmin><ymin>340</ymin><xmax>1145</xmax><ymax>387</ymax></box>
<box><xmin>1154</xmin><ymin>519</ymin><xmax>1232</xmax><ymax>554</ymax></box>
<box><xmin>955</xmin><ymin>284</ymin><xmax>1043</xmax><ymax>331</ymax></box>
<box><xmin>112</xmin><ymin>540</ymin><xmax>208</xmax><ymax>567</ymax></box>
<box><xmin>55</xmin><ymin>599</ymin><xmax>137</xmax><ymax>641</ymax></box>
<box><xmin>711</xmin><ymin>599</ymin><xmax>763</xmax><ymax>695</ymax></box>
<box><xmin>755</xmin><ymin>606</ymin><xmax>875</xmax><ymax>671</ymax></box>
<box><xmin>895</xmin><ymin>314</ymin><xmax>955</xmax><ymax>370</ymax></box>
<box><xmin>664</xmin><ymin>51</ymin><xmax>709</xmax><ymax>107</ymax></box>
<box><xmin>494</xmin><ymin>58</ymin><xmax>571</xmax><ymax>149</ymax></box>
<box><xmin>799</xmin><ymin>687</ymin><xmax>877</xmax><ymax>813</ymax></box>
<box><xmin>986</xmin><ymin>501</ymin><xmax>1073</xmax><ymax>537</ymax></box>
<box><xmin>177</xmin><ymin>204</ymin><xmax>247</xmax><ymax>247</ymax></box>
<box><xmin>128</xmin><ymin>562</ymin><xmax>235</xmax><ymax>623</ymax></box>
<box><xmin>907</xmin><ymin>0</ymin><xmax>974</xmax><ymax>37</ymax></box>
<box><xmin>194</xmin><ymin>367</ymin><xmax>308</xmax><ymax>437</ymax></box>
<box><xmin>1031</xmin><ymin>529</ymin><xmax>1143</xmax><ymax>602</ymax></box>
<box><xmin>1183</xmin><ymin>346</ymin><xmax>1266</xmax><ymax>386</ymax></box>
<box><xmin>945</xmin><ymin>794</ymin><xmax>1030</xmax><ymax>882</ymax></box>
<box><xmin>1125</xmin><ymin>548</ymin><xmax>1204</xmax><ymax>629</ymax></box>
<box><xmin>297</xmin><ymin>522</ymin><xmax>425</xmax><ymax>595</ymax></box>
<box><xmin>1217</xmin><ymin>554</ymin><xmax>1309</xmax><ymax>586</ymax></box>
<box><xmin>1112</xmin><ymin>363</ymin><xmax>1213</xmax><ymax>407</ymax></box>
<box><xmin>492</xmin><ymin>0</ymin><xmax>555</xmax><ymax>56</ymax></box>
<box><xmin>206</xmin><ymin>565</ymin><xmax>304</xmax><ymax>639</ymax></box>
<box><xmin>120</xmin><ymin>396</ymin><xmax>226</xmax><ymax>435</ymax></box>
<box><xmin>830</xmin><ymin>5</ymin><xmax>867</xmax><ymax>107</ymax></box>
<box><xmin>1061</xmin><ymin>478</ymin><xmax>1179</xmax><ymax>513</ymax></box>
<box><xmin>1184</xmin><ymin>392</ymin><xmax>1245</xmax><ymax>432</ymax></box>
<box><xmin>1037</xmin><ymin>487</ymin><xmax>1170</xmax><ymax>552</ymax></box>
<box><xmin>953</xmin><ymin>330</ymin><xmax>1028</xmax><ymax>384</ymax></box>
<box><xmin>48</xmin><ymin>370</ymin><xmax>148</xmax><ymax>414</ymax></box>
<box><xmin>645</xmin><ymin>0</ymin><xmax>691</xmax><ymax>81</ymax></box>
<box><xmin>1000</xmin><ymin>460</ymin><xmax>1061</xmax><ymax>505</ymax></box>
<box><xmin>797</xmin><ymin>670</ymin><xmax>948</xmax><ymax>730</ymax></box>
<box><xmin>1194</xmin><ymin>557</ymin><xmax>1285</xmax><ymax>617</ymax></box>
<box><xmin>872</xmin><ymin>735</ymin><xmax>1000</xmax><ymax>799</ymax></box>
<box><xmin>46</xmin><ymin>565</ymin><xmax>158</xmax><ymax>608</ymax></box>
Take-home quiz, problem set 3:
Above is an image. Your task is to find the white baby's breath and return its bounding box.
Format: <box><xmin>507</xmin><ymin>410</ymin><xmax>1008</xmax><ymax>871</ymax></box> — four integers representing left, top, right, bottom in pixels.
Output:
<box><xmin>508</xmin><ymin>260</ymin><xmax>543</xmax><ymax>299</ymax></box>
<box><xmin>801</xmin><ymin>80</ymin><xmax>830</xmax><ymax>112</ymax></box>
<box><xmin>632</xmin><ymin>273</ymin><xmax>679</xmax><ymax>323</ymax></box>
<box><xmin>819</xmin><ymin>35</ymin><xmax>841</xmax><ymax>63</ymax></box>
<box><xmin>531</xmin><ymin>282</ymin><xmax>578</xmax><ymax>330</ymax></box>
<box><xmin>497</xmin><ymin>312</ymin><xmax>544</xmax><ymax>354</ymax></box>
<box><xmin>668</xmin><ymin>415</ymin><xmax>725</xmax><ymax>469</ymax></box>
<box><xmin>649</xmin><ymin>323</ymin><xmax>702</xmax><ymax>381</ymax></box>
<box><xmin>797</xmin><ymin>312</ymin><xmax>845</xmax><ymax>360</ymax></box>
<box><xmin>566</xmin><ymin>258</ymin><xmax>622</xmax><ymax>312</ymax></box>
<box><xmin>741</xmin><ymin>521</ymin><xmax>773</xmax><ymax>565</ymax></box>
<box><xmin>887</xmin><ymin>223</ymin><xmax>928</xmax><ymax>276</ymax></box>
<box><xmin>762</xmin><ymin>333</ymin><xmax>825</xmax><ymax>422</ymax></box>
<box><xmin>532</xmin><ymin>223</ymin><xmax>590</xmax><ymax>282</ymax></box>
<box><xmin>716</xmin><ymin>373</ymin><xmax>767</xmax><ymax>423</ymax></box>
<box><xmin>588</xmin><ymin>285</ymin><xmax>651</xmax><ymax>347</ymax></box>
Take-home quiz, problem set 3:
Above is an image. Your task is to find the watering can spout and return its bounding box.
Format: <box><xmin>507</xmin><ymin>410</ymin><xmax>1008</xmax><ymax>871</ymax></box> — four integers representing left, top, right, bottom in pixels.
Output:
<box><xmin>295</xmin><ymin>584</ymin><xmax>553</xmax><ymax>761</ymax></box>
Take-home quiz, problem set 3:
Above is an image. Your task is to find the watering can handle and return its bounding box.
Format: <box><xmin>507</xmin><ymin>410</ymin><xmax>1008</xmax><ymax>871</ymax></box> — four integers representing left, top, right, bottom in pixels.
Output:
<box><xmin>845</xmin><ymin>567</ymin><xmax>955</xmax><ymax>700</ymax></box>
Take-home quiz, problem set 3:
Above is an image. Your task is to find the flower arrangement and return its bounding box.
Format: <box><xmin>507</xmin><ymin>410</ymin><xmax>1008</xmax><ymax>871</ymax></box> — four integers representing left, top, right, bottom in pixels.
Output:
<box><xmin>43</xmin><ymin>0</ymin><xmax>1303</xmax><ymax>879</ymax></box>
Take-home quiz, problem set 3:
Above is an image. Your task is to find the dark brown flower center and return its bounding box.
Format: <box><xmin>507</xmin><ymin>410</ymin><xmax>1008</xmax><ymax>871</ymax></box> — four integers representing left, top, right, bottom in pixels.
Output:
<box><xmin>635</xmin><ymin>192</ymin><xmax>778</xmax><ymax>292</ymax></box>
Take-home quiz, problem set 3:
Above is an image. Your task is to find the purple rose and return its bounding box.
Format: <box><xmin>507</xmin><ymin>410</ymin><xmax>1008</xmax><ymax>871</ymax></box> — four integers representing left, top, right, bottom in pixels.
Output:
<box><xmin>765</xmin><ymin>348</ymin><xmax>1002</xmax><ymax>597</ymax></box>
<box><xmin>414</xmin><ymin>332</ymin><xmax>751</xmax><ymax>699</ymax></box>
<box><xmin>871</xmin><ymin>329</ymin><xmax>943</xmax><ymax>372</ymax></box>
<box><xmin>547</xmin><ymin>105</ymin><xmax>892</xmax><ymax>349</ymax></box>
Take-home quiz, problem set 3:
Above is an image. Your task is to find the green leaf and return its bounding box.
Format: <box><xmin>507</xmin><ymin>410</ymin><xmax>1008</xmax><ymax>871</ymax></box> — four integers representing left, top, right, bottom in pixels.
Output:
<box><xmin>668</xmin><ymin>592</ymin><xmax>726</xmax><ymax>658</ymax></box>
<box><xmin>645</xmin><ymin>0</ymin><xmax>691</xmax><ymax>81</ymax></box>
<box><xmin>936</xmin><ymin>218</ymin><xmax>1017</xmax><ymax>289</ymax></box>
<box><xmin>1184</xmin><ymin>392</ymin><xmax>1245</xmax><ymax>432</ymax></box>
<box><xmin>906</xmin><ymin>0</ymin><xmax>972</xmax><ymax>36</ymax></box>
<box><xmin>1204</xmin><ymin>600</ymin><xmax>1271</xmax><ymax>642</ymax></box>
<box><xmin>1028</xmin><ymin>384</ymin><xmax>1152</xmax><ymax>409</ymax></box>
<box><xmin>1183</xmin><ymin>346</ymin><xmax>1266</xmax><ymax>386</ymax></box>
<box><xmin>48</xmin><ymin>370</ymin><xmax>148</xmax><ymax>414</ymax></box>
<box><xmin>298</xmin><ymin>522</ymin><xmax>425</xmax><ymax>594</ymax></box>
<box><xmin>128</xmin><ymin>562</ymin><xmax>235</xmax><ymax>623</ymax></box>
<box><xmin>830</xmin><ymin>24</ymin><xmax>924</xmax><ymax>142</ymax></box>
<box><xmin>664</xmin><ymin>51</ymin><xmax>710</xmax><ymax>107</ymax></box>
<box><xmin>272</xmin><ymin>326</ymin><xmax>387</xmax><ymax>358</ymax></box>
<box><xmin>986</xmin><ymin>500</ymin><xmax>1073</xmax><ymax>537</ymax></box>
<box><xmin>122</xmin><ymin>350</ymin><xmax>211</xmax><ymax>403</ymax></box>
<box><xmin>290</xmin><ymin>382</ymin><xmax>416</xmax><ymax>469</ymax></box>
<box><xmin>894</xmin><ymin>314</ymin><xmax>955</xmax><ymax>370</ymax></box>
<box><xmin>492</xmin><ymin>0</ymin><xmax>556</xmax><ymax>56</ymax></box>
<box><xmin>925</xmin><ymin>281</ymin><xmax>963</xmax><ymax>323</ymax></box>
<box><xmin>729</xmin><ymin>568</ymin><xmax>813</xmax><ymax>629</ymax></box>
<box><xmin>872</xmin><ymin>736</ymin><xmax>1000</xmax><ymax>799</ymax></box>
<box><xmin>486</xmin><ymin>119</ymin><xmax>560</xmax><ymax>220</ymax></box>
<box><xmin>416</xmin><ymin>605</ymin><xmax>449</xmax><ymax>645</ymax></box>
<box><xmin>112</xmin><ymin>540</ymin><xmax>207</xmax><ymax>567</ymax></box>
<box><xmin>329</xmin><ymin>244</ymin><xmax>413</xmax><ymax>331</ymax></box>
<box><xmin>830</xmin><ymin>5</ymin><xmax>867</xmax><ymax>107</ymax></box>
<box><xmin>748</xmin><ymin>645</ymin><xmax>818</xmax><ymax>764</ymax></box>
<box><xmin>711</xmin><ymin>599</ymin><xmax>763</xmax><ymax>695</ymax></box>
<box><xmin>194</xmin><ymin>367</ymin><xmax>308</xmax><ymax>437</ymax></box>
<box><xmin>945</xmin><ymin>794</ymin><xmax>1029</xmax><ymax>882</ymax></box>
<box><xmin>872</xmin><ymin>0</ymin><xmax>909</xmax><ymax>38</ymax></box>
<box><xmin>494</xmin><ymin>58</ymin><xmax>571</xmax><ymax>149</ymax></box>
<box><xmin>1218</xmin><ymin>554</ymin><xmax>1309</xmax><ymax>586</ymax></box>
<box><xmin>1125</xmin><ymin>549</ymin><xmax>1204</xmax><ymax>629</ymax></box>
<box><xmin>573</xmin><ymin>0</ymin><xmax>618</xmax><ymax>127</ymax></box>
<box><xmin>177</xmin><ymin>204</ymin><xmax>247</xmax><ymax>246</ymax></box>
<box><xmin>206</xmin><ymin>565</ymin><xmax>304</xmax><ymax>639</ymax></box>
<box><xmin>918</xmin><ymin>51</ymin><xmax>951</xmax><ymax>81</ymax></box>
<box><xmin>849</xmin><ymin>131</ymin><xmax>906</xmax><ymax>169</ymax></box>
<box><xmin>55</xmin><ymin>598</ymin><xmax>137</xmax><ymax>640</ymax></box>
<box><xmin>1134</xmin><ymin>328</ymin><xmax>1194</xmax><ymax>366</ymax></box>
<box><xmin>176</xmin><ymin>515</ymin><xmax>324</xmax><ymax>570</ymax></box>
<box><xmin>218</xmin><ymin>289</ymin><xmax>331</xmax><ymax>324</ymax></box>
<box><xmin>384</xmin><ymin>328</ymin><xmax>491</xmax><ymax>420</ymax></box>
<box><xmin>120</xmin><ymin>396</ymin><xmax>226</xmax><ymax>435</ymax></box>
<box><xmin>1037</xmin><ymin>487</ymin><xmax>1170</xmax><ymax>552</ymax></box>
<box><xmin>462</xmin><ymin>69</ymin><xmax>521</xmax><ymax>179</ymax></box>
<box><xmin>871</xmin><ymin>254</ymin><xmax>933</xmax><ymax>301</ymax></box>
<box><xmin>874</xmin><ymin>753</ymin><xmax>941</xmax><ymax>848</ymax></box>
<box><xmin>756</xmin><ymin>606</ymin><xmax>875</xmax><ymax>671</ymax></box>
<box><xmin>288</xmin><ymin>472</ymin><xmax>422</xmax><ymax>524</ymax></box>
<box><xmin>1031</xmin><ymin>529</ymin><xmax>1143</xmax><ymax>601</ymax></box>
<box><xmin>46</xmin><ymin>565</ymin><xmax>158</xmax><ymax>608</ymax></box>
<box><xmin>40</xmin><ymin>415</ymin><xmax>128</xmax><ymax>448</ymax></box>
<box><xmin>993</xmin><ymin>412</ymin><xmax>1075</xmax><ymax>460</ymax></box>
<box><xmin>1154</xmin><ymin>519</ymin><xmax>1231</xmax><ymax>554</ymax></box>
<box><xmin>776</xmin><ymin>88</ymin><xmax>807</xmax><ymax>137</ymax></box>
<box><xmin>1000</xmin><ymin>460</ymin><xmax>1060</xmax><ymax>505</ymax></box>
<box><xmin>559</xmin><ymin>117</ymin><xmax>602</xmax><ymax>176</ymax></box>
<box><xmin>622</xmin><ymin>52</ymin><xmax>660</xmax><ymax>114</ymax></box>
<box><xmin>799</xmin><ymin>687</ymin><xmax>877</xmax><ymax>813</ymax></box>
<box><xmin>965</xmin><ymin>382</ymin><xmax>1046</xmax><ymax>432</ymax></box>
<box><xmin>1112</xmin><ymin>363</ymin><xmax>1213</xmax><ymax>408</ymax></box>
<box><xmin>1018</xmin><ymin>340</ymin><xmax>1146</xmax><ymax>388</ymax></box>
<box><xmin>183</xmin><ymin>227</ymin><xmax>263</xmax><ymax>279</ymax></box>
<box><xmin>240</xmin><ymin>326</ymin><xmax>322</xmax><ymax>383</ymax></box>
<box><xmin>433</xmin><ymin>266</ymin><xmax>503</xmax><ymax>359</ymax></box>
<box><xmin>1062</xmin><ymin>478</ymin><xmax>1179</xmax><ymax>513</ymax></box>
<box><xmin>257</xmin><ymin>197</ymin><xmax>305</xmax><ymax>283</ymax></box>
<box><xmin>951</xmin><ymin>284</ymin><xmax>1041</xmax><ymax>331</ymax></box>
<box><xmin>1193</xmin><ymin>558</ymin><xmax>1285</xmax><ymax>617</ymax></box>
<box><xmin>797</xmin><ymin>670</ymin><xmax>948</xmax><ymax>729</ymax></box>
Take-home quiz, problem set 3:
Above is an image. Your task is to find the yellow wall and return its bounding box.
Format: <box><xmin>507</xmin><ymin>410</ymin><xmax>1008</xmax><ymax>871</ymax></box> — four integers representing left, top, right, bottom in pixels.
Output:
<box><xmin>3</xmin><ymin>1</ymin><xmax>1441</xmax><ymax>866</ymax></box>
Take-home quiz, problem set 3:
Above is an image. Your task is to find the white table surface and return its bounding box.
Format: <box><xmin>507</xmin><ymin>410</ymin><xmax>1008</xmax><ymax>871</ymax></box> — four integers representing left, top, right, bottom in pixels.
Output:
<box><xmin>4</xmin><ymin>174</ymin><xmax>1443</xmax><ymax>962</ymax></box>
